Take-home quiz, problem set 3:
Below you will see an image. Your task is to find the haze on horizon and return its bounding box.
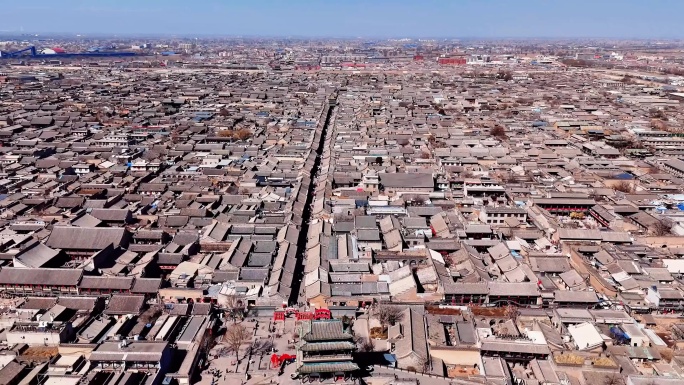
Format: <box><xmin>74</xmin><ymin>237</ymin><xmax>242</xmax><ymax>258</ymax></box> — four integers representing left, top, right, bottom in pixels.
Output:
<box><xmin>2</xmin><ymin>0</ymin><xmax>683</xmax><ymax>39</ymax></box>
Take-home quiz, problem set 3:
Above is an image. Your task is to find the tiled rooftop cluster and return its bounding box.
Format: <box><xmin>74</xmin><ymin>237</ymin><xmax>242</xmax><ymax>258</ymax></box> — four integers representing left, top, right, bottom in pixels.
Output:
<box><xmin>296</xmin><ymin>63</ymin><xmax>684</xmax><ymax>384</ymax></box>
<box><xmin>0</xmin><ymin>64</ymin><xmax>341</xmax><ymax>385</ymax></box>
<box><xmin>0</xmin><ymin>39</ymin><xmax>684</xmax><ymax>385</ymax></box>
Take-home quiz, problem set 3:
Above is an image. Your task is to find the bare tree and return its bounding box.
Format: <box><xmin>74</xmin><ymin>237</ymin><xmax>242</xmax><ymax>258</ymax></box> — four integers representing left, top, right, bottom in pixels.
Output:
<box><xmin>442</xmin><ymin>253</ymin><xmax>454</xmax><ymax>267</ymax></box>
<box><xmin>659</xmin><ymin>348</ymin><xmax>674</xmax><ymax>362</ymax></box>
<box><xmin>603</xmin><ymin>373</ymin><xmax>625</xmax><ymax>385</ymax></box>
<box><xmin>142</xmin><ymin>150</ymin><xmax>161</xmax><ymax>161</ymax></box>
<box><xmin>504</xmin><ymin>304</ymin><xmax>519</xmax><ymax>322</ymax></box>
<box><xmin>249</xmin><ymin>339</ymin><xmax>274</xmax><ymax>355</ymax></box>
<box><xmin>652</xmin><ymin>219</ymin><xmax>673</xmax><ymax>236</ymax></box>
<box><xmin>358</xmin><ymin>338</ymin><xmax>375</xmax><ymax>352</ymax></box>
<box><xmin>504</xmin><ymin>173</ymin><xmax>517</xmax><ymax>184</ymax></box>
<box><xmin>644</xmin><ymin>166</ymin><xmax>659</xmax><ymax>174</ymax></box>
<box><xmin>650</xmin><ymin>118</ymin><xmax>669</xmax><ymax>131</ymax></box>
<box><xmin>223</xmin><ymin>294</ymin><xmax>244</xmax><ymax>323</ymax></box>
<box><xmin>649</xmin><ymin>108</ymin><xmax>667</xmax><ymax>120</ymax></box>
<box><xmin>490</xmin><ymin>125</ymin><xmax>507</xmax><ymax>139</ymax></box>
<box><xmin>375</xmin><ymin>304</ymin><xmax>404</xmax><ymax>332</ymax></box>
<box><xmin>613</xmin><ymin>180</ymin><xmax>635</xmax><ymax>193</ymax></box>
<box><xmin>411</xmin><ymin>195</ymin><xmax>427</xmax><ymax>206</ymax></box>
<box><xmin>233</xmin><ymin>128</ymin><xmax>253</xmax><ymax>141</ymax></box>
<box><xmin>620</xmin><ymin>75</ymin><xmax>635</xmax><ymax>84</ymax></box>
<box><xmin>408</xmin><ymin>358</ymin><xmax>430</xmax><ymax>374</ymax></box>
<box><xmin>420</xmin><ymin>357</ymin><xmax>431</xmax><ymax>374</ymax></box>
<box><xmin>225</xmin><ymin>323</ymin><xmax>251</xmax><ymax>360</ymax></box>
<box><xmin>217</xmin><ymin>129</ymin><xmax>234</xmax><ymax>138</ymax></box>
<box><xmin>139</xmin><ymin>305</ymin><xmax>163</xmax><ymax>324</ymax></box>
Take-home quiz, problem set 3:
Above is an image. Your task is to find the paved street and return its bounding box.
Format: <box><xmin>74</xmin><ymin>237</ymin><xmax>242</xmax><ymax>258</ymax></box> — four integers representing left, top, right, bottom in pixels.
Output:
<box><xmin>197</xmin><ymin>317</ymin><xmax>301</xmax><ymax>385</ymax></box>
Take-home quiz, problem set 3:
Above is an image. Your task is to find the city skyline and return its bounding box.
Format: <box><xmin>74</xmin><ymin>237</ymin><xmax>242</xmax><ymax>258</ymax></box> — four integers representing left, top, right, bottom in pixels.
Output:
<box><xmin>3</xmin><ymin>0</ymin><xmax>684</xmax><ymax>39</ymax></box>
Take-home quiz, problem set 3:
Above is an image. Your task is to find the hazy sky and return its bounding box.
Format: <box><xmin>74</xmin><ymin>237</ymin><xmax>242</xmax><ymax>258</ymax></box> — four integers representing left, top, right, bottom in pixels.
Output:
<box><xmin>3</xmin><ymin>0</ymin><xmax>683</xmax><ymax>38</ymax></box>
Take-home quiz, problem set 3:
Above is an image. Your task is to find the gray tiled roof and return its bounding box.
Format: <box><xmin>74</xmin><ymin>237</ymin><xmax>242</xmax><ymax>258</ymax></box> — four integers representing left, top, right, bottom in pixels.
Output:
<box><xmin>303</xmin><ymin>320</ymin><xmax>353</xmax><ymax>342</ymax></box>
<box><xmin>45</xmin><ymin>226</ymin><xmax>128</xmax><ymax>250</ymax></box>
<box><xmin>0</xmin><ymin>267</ymin><xmax>82</xmax><ymax>286</ymax></box>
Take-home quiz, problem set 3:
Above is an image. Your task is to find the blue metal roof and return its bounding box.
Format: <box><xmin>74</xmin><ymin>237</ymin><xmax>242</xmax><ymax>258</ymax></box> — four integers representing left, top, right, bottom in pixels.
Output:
<box><xmin>383</xmin><ymin>353</ymin><xmax>397</xmax><ymax>363</ymax></box>
<box><xmin>613</xmin><ymin>172</ymin><xmax>634</xmax><ymax>180</ymax></box>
